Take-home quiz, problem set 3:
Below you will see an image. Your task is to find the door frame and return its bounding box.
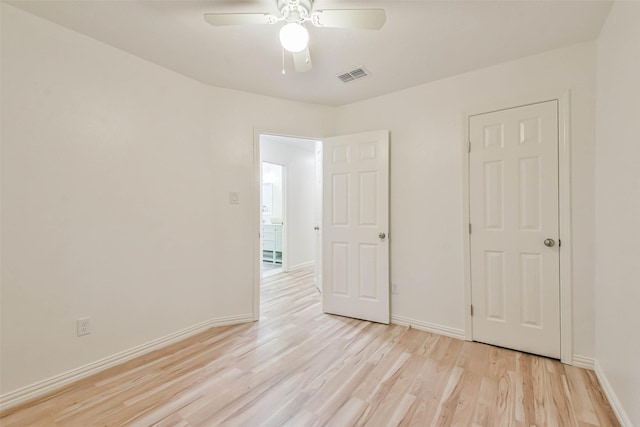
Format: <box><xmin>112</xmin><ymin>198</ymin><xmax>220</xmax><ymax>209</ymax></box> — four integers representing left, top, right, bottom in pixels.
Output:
<box><xmin>253</xmin><ymin>128</ymin><xmax>324</xmax><ymax>321</ymax></box>
<box><xmin>461</xmin><ymin>91</ymin><xmax>573</xmax><ymax>364</ymax></box>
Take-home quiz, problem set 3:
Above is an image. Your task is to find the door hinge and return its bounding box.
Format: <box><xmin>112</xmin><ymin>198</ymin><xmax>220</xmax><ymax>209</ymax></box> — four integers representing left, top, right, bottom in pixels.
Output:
<box><xmin>558</xmin><ymin>239</ymin><xmax>562</xmax><ymax>247</ymax></box>
<box><xmin>470</xmin><ymin>304</ymin><xmax>474</xmax><ymax>316</ymax></box>
<box><xmin>469</xmin><ymin>223</ymin><xmax>472</xmax><ymax>234</ymax></box>
<box><xmin>468</xmin><ymin>141</ymin><xmax>471</xmax><ymax>153</ymax></box>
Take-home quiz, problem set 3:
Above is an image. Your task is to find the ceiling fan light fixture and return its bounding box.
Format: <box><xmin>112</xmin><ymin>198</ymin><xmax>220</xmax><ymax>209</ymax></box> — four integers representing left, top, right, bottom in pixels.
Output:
<box><xmin>279</xmin><ymin>23</ymin><xmax>309</xmax><ymax>53</ymax></box>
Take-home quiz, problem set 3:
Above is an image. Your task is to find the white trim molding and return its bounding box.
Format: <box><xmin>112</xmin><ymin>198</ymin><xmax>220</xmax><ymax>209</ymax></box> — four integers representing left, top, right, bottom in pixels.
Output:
<box><xmin>0</xmin><ymin>314</ymin><xmax>253</xmax><ymax>412</ymax></box>
<box><xmin>594</xmin><ymin>360</ymin><xmax>633</xmax><ymax>427</ymax></box>
<box><xmin>392</xmin><ymin>315</ymin><xmax>465</xmax><ymax>340</ymax></box>
<box><xmin>557</xmin><ymin>92</ymin><xmax>573</xmax><ymax>365</ymax></box>
<box><xmin>571</xmin><ymin>354</ymin><xmax>595</xmax><ymax>370</ymax></box>
<box><xmin>461</xmin><ymin>91</ymin><xmax>573</xmax><ymax>364</ymax></box>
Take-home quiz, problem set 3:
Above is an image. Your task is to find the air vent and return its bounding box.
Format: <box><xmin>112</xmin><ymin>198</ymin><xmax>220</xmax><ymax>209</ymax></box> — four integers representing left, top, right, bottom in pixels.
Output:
<box><xmin>337</xmin><ymin>67</ymin><xmax>370</xmax><ymax>83</ymax></box>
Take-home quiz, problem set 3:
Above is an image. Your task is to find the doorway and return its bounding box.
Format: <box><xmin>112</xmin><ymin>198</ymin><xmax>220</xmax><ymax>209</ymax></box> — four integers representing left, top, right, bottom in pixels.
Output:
<box><xmin>254</xmin><ymin>130</ymin><xmax>391</xmax><ymax>325</ymax></box>
<box><xmin>259</xmin><ymin>134</ymin><xmax>321</xmax><ymax>282</ymax></box>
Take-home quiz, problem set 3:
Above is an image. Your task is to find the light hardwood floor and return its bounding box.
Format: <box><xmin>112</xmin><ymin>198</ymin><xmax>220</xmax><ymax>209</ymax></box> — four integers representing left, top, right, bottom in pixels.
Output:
<box><xmin>1</xmin><ymin>268</ymin><xmax>619</xmax><ymax>426</ymax></box>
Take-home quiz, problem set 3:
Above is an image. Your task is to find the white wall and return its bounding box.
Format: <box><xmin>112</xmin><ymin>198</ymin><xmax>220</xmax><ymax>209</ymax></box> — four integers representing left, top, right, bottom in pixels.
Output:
<box><xmin>594</xmin><ymin>2</ymin><xmax>640</xmax><ymax>424</ymax></box>
<box><xmin>0</xmin><ymin>4</ymin><xmax>335</xmax><ymax>395</ymax></box>
<box><xmin>261</xmin><ymin>136</ymin><xmax>317</xmax><ymax>270</ymax></box>
<box><xmin>336</xmin><ymin>43</ymin><xmax>597</xmax><ymax>358</ymax></box>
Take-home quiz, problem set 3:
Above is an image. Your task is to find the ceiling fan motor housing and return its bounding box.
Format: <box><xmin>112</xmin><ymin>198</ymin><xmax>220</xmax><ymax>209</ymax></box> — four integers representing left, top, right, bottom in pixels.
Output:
<box><xmin>278</xmin><ymin>0</ymin><xmax>312</xmax><ymax>23</ymax></box>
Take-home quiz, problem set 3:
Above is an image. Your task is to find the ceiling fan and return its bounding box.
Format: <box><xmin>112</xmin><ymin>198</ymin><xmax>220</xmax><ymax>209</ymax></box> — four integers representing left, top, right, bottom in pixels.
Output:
<box><xmin>204</xmin><ymin>0</ymin><xmax>386</xmax><ymax>73</ymax></box>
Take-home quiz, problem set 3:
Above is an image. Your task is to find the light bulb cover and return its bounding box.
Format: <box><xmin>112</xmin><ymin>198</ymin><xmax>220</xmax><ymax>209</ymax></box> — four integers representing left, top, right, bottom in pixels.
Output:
<box><xmin>279</xmin><ymin>23</ymin><xmax>309</xmax><ymax>53</ymax></box>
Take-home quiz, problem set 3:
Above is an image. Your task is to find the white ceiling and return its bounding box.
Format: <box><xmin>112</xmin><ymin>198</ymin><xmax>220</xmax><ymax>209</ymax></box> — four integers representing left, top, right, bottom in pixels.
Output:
<box><xmin>7</xmin><ymin>0</ymin><xmax>612</xmax><ymax>106</ymax></box>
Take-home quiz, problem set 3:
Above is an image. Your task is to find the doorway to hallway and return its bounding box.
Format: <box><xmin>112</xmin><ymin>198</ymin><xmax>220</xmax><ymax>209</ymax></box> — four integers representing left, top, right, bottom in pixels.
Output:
<box><xmin>259</xmin><ymin>134</ymin><xmax>320</xmax><ymax>281</ymax></box>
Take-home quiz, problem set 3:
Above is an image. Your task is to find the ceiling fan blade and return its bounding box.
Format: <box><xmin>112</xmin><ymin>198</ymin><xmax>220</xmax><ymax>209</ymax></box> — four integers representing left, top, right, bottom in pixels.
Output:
<box><xmin>311</xmin><ymin>9</ymin><xmax>386</xmax><ymax>30</ymax></box>
<box><xmin>204</xmin><ymin>13</ymin><xmax>275</xmax><ymax>26</ymax></box>
<box><xmin>293</xmin><ymin>47</ymin><xmax>312</xmax><ymax>73</ymax></box>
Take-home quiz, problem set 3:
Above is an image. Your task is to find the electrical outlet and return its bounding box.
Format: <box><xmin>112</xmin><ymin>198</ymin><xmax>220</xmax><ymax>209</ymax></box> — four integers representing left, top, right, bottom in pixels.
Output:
<box><xmin>77</xmin><ymin>317</ymin><xmax>91</xmax><ymax>337</ymax></box>
<box><xmin>392</xmin><ymin>283</ymin><xmax>399</xmax><ymax>294</ymax></box>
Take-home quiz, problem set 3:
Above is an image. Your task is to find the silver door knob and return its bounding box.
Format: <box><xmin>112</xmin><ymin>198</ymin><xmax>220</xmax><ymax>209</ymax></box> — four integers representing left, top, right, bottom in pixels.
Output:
<box><xmin>544</xmin><ymin>238</ymin><xmax>556</xmax><ymax>247</ymax></box>
<box><xmin>378</xmin><ymin>232</ymin><xmax>386</xmax><ymax>239</ymax></box>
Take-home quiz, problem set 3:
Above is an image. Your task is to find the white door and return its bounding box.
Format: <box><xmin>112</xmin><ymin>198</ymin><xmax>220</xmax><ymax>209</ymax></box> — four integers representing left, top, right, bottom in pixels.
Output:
<box><xmin>322</xmin><ymin>130</ymin><xmax>390</xmax><ymax>324</ymax></box>
<box><xmin>469</xmin><ymin>101</ymin><xmax>560</xmax><ymax>358</ymax></box>
<box><xmin>314</xmin><ymin>142</ymin><xmax>323</xmax><ymax>292</ymax></box>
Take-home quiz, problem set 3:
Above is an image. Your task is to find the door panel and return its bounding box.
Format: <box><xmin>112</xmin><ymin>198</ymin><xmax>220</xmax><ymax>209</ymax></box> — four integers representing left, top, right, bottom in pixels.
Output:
<box><xmin>485</xmin><ymin>250</ymin><xmax>506</xmax><ymax>321</ymax></box>
<box><xmin>484</xmin><ymin>161</ymin><xmax>504</xmax><ymax>229</ymax></box>
<box><xmin>359</xmin><ymin>172</ymin><xmax>378</xmax><ymax>225</ymax></box>
<box><xmin>520</xmin><ymin>253</ymin><xmax>542</xmax><ymax>326</ymax></box>
<box><xmin>359</xmin><ymin>244</ymin><xmax>378</xmax><ymax>299</ymax></box>
<box><xmin>470</xmin><ymin>101</ymin><xmax>560</xmax><ymax>358</ymax></box>
<box><xmin>519</xmin><ymin>157</ymin><xmax>541</xmax><ymax>230</ymax></box>
<box><xmin>323</xmin><ymin>130</ymin><xmax>389</xmax><ymax>324</ymax></box>
<box><xmin>332</xmin><ymin>174</ymin><xmax>350</xmax><ymax>225</ymax></box>
<box><xmin>331</xmin><ymin>243</ymin><xmax>349</xmax><ymax>295</ymax></box>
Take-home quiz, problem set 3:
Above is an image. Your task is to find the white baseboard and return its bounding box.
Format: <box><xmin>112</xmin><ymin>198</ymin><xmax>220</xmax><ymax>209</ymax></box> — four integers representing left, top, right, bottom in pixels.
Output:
<box><xmin>0</xmin><ymin>314</ymin><xmax>253</xmax><ymax>412</ymax></box>
<box><xmin>391</xmin><ymin>315</ymin><xmax>465</xmax><ymax>340</ymax></box>
<box><xmin>287</xmin><ymin>260</ymin><xmax>315</xmax><ymax>272</ymax></box>
<box><xmin>571</xmin><ymin>354</ymin><xmax>595</xmax><ymax>370</ymax></box>
<box><xmin>594</xmin><ymin>359</ymin><xmax>633</xmax><ymax>427</ymax></box>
